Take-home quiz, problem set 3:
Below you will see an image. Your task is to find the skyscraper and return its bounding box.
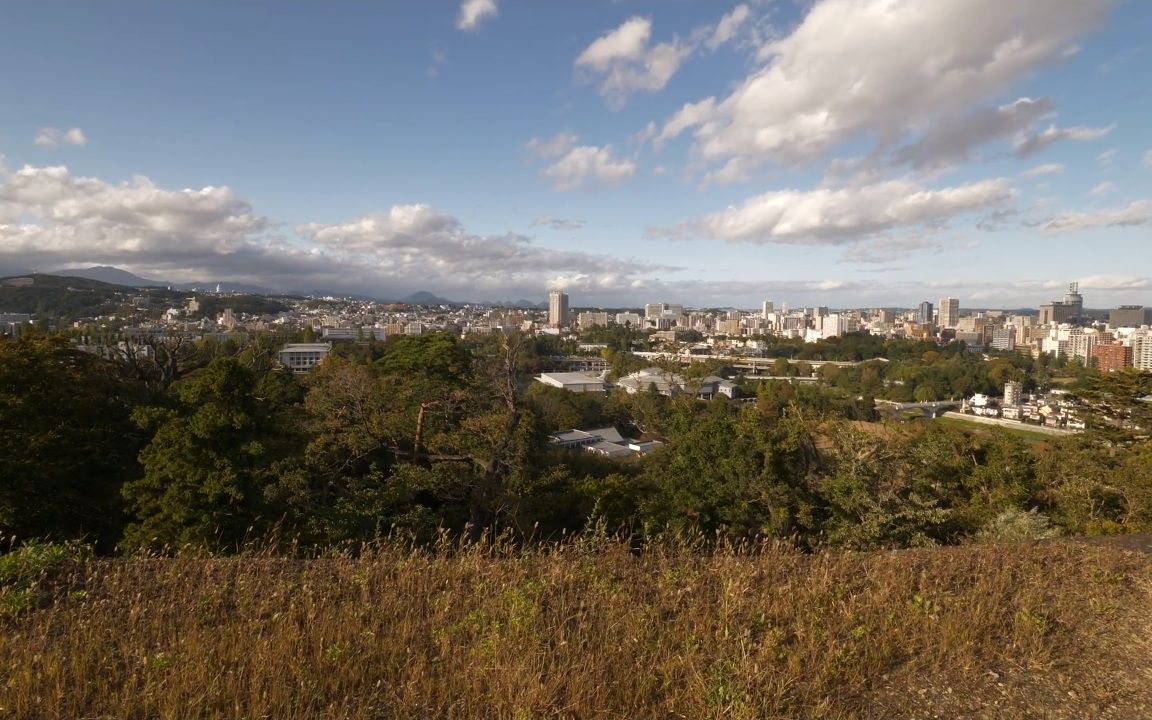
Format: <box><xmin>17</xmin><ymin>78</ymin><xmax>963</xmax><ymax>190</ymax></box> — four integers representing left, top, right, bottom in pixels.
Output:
<box><xmin>939</xmin><ymin>297</ymin><xmax>960</xmax><ymax>329</ymax></box>
<box><xmin>761</xmin><ymin>299</ymin><xmax>774</xmax><ymax>319</ymax></box>
<box><xmin>548</xmin><ymin>290</ymin><xmax>569</xmax><ymax>329</ymax></box>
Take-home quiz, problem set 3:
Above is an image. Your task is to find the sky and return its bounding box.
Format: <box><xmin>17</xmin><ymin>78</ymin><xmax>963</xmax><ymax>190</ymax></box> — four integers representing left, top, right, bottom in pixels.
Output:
<box><xmin>1</xmin><ymin>0</ymin><xmax>1150</xmax><ymax>309</ymax></box>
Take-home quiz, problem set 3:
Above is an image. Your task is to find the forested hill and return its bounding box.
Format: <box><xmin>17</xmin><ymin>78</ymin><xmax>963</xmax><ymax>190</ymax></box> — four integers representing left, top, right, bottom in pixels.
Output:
<box><xmin>0</xmin><ymin>274</ymin><xmax>184</xmax><ymax>321</ymax></box>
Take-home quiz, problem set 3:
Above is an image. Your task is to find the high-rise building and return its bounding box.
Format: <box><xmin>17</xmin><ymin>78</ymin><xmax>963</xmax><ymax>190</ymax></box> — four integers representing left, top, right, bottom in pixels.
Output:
<box><xmin>939</xmin><ymin>297</ymin><xmax>960</xmax><ymax>329</ymax></box>
<box><xmin>991</xmin><ymin>326</ymin><xmax>1016</xmax><ymax>351</ymax></box>
<box><xmin>1132</xmin><ymin>331</ymin><xmax>1152</xmax><ymax>371</ymax></box>
<box><xmin>1003</xmin><ymin>381</ymin><xmax>1023</xmax><ymax>407</ymax></box>
<box><xmin>761</xmin><ymin>299</ymin><xmax>774</xmax><ymax>319</ymax></box>
<box><xmin>1092</xmin><ymin>344</ymin><xmax>1132</xmax><ymax>373</ymax></box>
<box><xmin>1110</xmin><ymin>305</ymin><xmax>1151</xmax><ymax>328</ymax></box>
<box><xmin>1064</xmin><ymin>282</ymin><xmax>1083</xmax><ymax>319</ymax></box>
<box><xmin>548</xmin><ymin>290</ymin><xmax>569</xmax><ymax>329</ymax></box>
<box><xmin>918</xmin><ymin>301</ymin><xmax>934</xmax><ymax>326</ymax></box>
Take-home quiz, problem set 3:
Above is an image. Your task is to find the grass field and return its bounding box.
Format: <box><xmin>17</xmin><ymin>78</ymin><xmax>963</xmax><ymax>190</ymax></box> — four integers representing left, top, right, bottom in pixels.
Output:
<box><xmin>2</xmin><ymin>539</ymin><xmax>1150</xmax><ymax>719</ymax></box>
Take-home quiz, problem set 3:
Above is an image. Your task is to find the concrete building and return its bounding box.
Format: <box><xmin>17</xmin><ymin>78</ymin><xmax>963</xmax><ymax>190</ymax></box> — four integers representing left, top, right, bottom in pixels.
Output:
<box><xmin>1133</xmin><ymin>331</ymin><xmax>1152</xmax><ymax>371</ymax></box>
<box><xmin>1064</xmin><ymin>282</ymin><xmax>1084</xmax><ymax>319</ymax></box>
<box><xmin>548</xmin><ymin>290</ymin><xmax>569</xmax><ymax>329</ymax></box>
<box><xmin>614</xmin><ymin>312</ymin><xmax>642</xmax><ymax>327</ymax></box>
<box><xmin>1003</xmin><ymin>381</ymin><xmax>1023</xmax><ymax>407</ymax></box>
<box><xmin>1110</xmin><ymin>305</ymin><xmax>1151</xmax><ymax>328</ymax></box>
<box><xmin>761</xmin><ymin>299</ymin><xmax>774</xmax><ymax>319</ymax></box>
<box><xmin>535</xmin><ymin>372</ymin><xmax>607</xmax><ymax>393</ymax></box>
<box><xmin>278</xmin><ymin>343</ymin><xmax>332</xmax><ymax>373</ymax></box>
<box><xmin>577</xmin><ymin>311</ymin><xmax>609</xmax><ymax>329</ymax></box>
<box><xmin>991</xmin><ymin>326</ymin><xmax>1016</xmax><ymax>351</ymax></box>
<box><xmin>939</xmin><ymin>297</ymin><xmax>960</xmax><ymax>329</ymax></box>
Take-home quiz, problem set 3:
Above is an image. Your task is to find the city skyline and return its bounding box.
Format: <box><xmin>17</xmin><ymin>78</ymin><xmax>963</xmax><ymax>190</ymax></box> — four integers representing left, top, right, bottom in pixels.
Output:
<box><xmin>1</xmin><ymin>1</ymin><xmax>1150</xmax><ymax>307</ymax></box>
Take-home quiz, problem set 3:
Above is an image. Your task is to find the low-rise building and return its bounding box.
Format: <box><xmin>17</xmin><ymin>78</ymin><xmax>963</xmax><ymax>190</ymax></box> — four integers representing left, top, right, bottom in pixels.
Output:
<box><xmin>278</xmin><ymin>343</ymin><xmax>332</xmax><ymax>373</ymax></box>
<box><xmin>535</xmin><ymin>372</ymin><xmax>607</xmax><ymax>393</ymax></box>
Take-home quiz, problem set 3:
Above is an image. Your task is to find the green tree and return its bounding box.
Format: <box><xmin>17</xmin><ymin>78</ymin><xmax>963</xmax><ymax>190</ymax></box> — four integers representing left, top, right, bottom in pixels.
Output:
<box><xmin>121</xmin><ymin>358</ymin><xmax>299</xmax><ymax>551</ymax></box>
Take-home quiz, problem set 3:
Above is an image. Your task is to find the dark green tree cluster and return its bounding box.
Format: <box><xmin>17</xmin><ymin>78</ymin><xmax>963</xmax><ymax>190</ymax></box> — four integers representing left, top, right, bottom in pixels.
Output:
<box><xmin>4</xmin><ymin>331</ymin><xmax>1152</xmax><ymax>554</ymax></box>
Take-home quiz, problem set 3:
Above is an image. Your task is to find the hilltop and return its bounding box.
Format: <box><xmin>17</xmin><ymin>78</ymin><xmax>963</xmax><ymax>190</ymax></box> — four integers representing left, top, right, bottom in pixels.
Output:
<box><xmin>2</xmin><ymin>540</ymin><xmax>1149</xmax><ymax>719</ymax></box>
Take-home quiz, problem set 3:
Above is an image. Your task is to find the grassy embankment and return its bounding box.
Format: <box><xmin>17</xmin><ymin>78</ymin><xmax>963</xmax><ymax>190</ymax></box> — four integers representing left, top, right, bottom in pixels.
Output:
<box><xmin>2</xmin><ymin>539</ymin><xmax>1150</xmax><ymax>719</ymax></box>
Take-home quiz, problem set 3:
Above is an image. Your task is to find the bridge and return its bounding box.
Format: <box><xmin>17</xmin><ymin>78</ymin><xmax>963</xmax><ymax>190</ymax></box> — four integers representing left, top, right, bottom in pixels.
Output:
<box><xmin>874</xmin><ymin>399</ymin><xmax>963</xmax><ymax>419</ymax></box>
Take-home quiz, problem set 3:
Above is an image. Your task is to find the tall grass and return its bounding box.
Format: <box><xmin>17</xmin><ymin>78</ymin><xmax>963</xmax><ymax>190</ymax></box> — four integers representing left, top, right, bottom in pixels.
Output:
<box><xmin>1</xmin><ymin>539</ymin><xmax>1147</xmax><ymax>719</ymax></box>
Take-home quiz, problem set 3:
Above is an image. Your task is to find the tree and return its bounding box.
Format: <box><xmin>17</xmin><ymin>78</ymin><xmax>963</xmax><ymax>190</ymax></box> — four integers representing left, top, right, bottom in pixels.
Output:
<box><xmin>121</xmin><ymin>358</ymin><xmax>299</xmax><ymax>551</ymax></box>
<box><xmin>0</xmin><ymin>336</ymin><xmax>144</xmax><ymax>549</ymax></box>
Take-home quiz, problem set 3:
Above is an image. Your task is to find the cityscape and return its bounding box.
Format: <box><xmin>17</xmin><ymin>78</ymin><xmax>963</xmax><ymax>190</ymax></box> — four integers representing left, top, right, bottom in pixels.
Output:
<box><xmin>3</xmin><ymin>0</ymin><xmax>1152</xmax><ymax>717</ymax></box>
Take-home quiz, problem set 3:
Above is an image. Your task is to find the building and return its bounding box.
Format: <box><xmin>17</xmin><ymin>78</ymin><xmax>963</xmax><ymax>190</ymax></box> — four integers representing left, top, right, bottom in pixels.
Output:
<box><xmin>991</xmin><ymin>326</ymin><xmax>1016</xmax><ymax>351</ymax></box>
<box><xmin>577</xmin><ymin>311</ymin><xmax>609</xmax><ymax>329</ymax></box>
<box><xmin>1133</xmin><ymin>331</ymin><xmax>1152</xmax><ymax>371</ymax></box>
<box><xmin>615</xmin><ymin>312</ymin><xmax>642</xmax><ymax>327</ymax></box>
<box><xmin>535</xmin><ymin>372</ymin><xmax>607</xmax><ymax>393</ymax></box>
<box><xmin>918</xmin><ymin>301</ymin><xmax>934</xmax><ymax>326</ymax></box>
<box><xmin>1064</xmin><ymin>282</ymin><xmax>1083</xmax><ymax>319</ymax></box>
<box><xmin>1110</xmin><ymin>305</ymin><xmax>1151</xmax><ymax>328</ymax></box>
<box><xmin>1003</xmin><ymin>381</ymin><xmax>1023</xmax><ymax>407</ymax></box>
<box><xmin>939</xmin><ymin>297</ymin><xmax>960</xmax><ymax>329</ymax></box>
<box><xmin>1067</xmin><ymin>330</ymin><xmax>1098</xmax><ymax>367</ymax></box>
<box><xmin>1092</xmin><ymin>344</ymin><xmax>1132</xmax><ymax>373</ymax></box>
<box><xmin>761</xmin><ymin>299</ymin><xmax>774</xmax><ymax>319</ymax></box>
<box><xmin>278</xmin><ymin>343</ymin><xmax>332</xmax><ymax>373</ymax></box>
<box><xmin>548</xmin><ymin>290</ymin><xmax>569</xmax><ymax>329</ymax></box>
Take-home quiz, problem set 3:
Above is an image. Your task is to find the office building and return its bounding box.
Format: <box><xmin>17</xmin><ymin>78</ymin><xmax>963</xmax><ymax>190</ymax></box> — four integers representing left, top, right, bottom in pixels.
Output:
<box><xmin>918</xmin><ymin>301</ymin><xmax>934</xmax><ymax>326</ymax></box>
<box><xmin>1110</xmin><ymin>305</ymin><xmax>1151</xmax><ymax>328</ymax></box>
<box><xmin>761</xmin><ymin>299</ymin><xmax>774</xmax><ymax>319</ymax></box>
<box><xmin>548</xmin><ymin>290</ymin><xmax>569</xmax><ymax>329</ymax></box>
<box><xmin>938</xmin><ymin>297</ymin><xmax>960</xmax><ymax>329</ymax></box>
<box><xmin>991</xmin><ymin>326</ymin><xmax>1016</xmax><ymax>351</ymax></box>
<box><xmin>577</xmin><ymin>311</ymin><xmax>609</xmax><ymax>329</ymax></box>
<box><xmin>1064</xmin><ymin>282</ymin><xmax>1083</xmax><ymax>319</ymax></box>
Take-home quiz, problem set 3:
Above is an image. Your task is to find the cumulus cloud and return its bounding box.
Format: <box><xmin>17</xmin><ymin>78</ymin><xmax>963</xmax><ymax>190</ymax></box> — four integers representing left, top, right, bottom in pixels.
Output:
<box><xmin>0</xmin><ymin>162</ymin><xmax>667</xmax><ymax>298</ymax></box>
<box><xmin>297</xmin><ymin>205</ymin><xmax>670</xmax><ymax>293</ymax></box>
<box><xmin>534</xmin><ymin>142</ymin><xmax>636</xmax><ymax>191</ymax></box>
<box><xmin>1089</xmin><ymin>181</ymin><xmax>1117</xmax><ymax>196</ymax></box>
<box><xmin>676</xmin><ymin>178</ymin><xmax>1014</xmax><ymax>244</ymax></box>
<box><xmin>543</xmin><ymin>146</ymin><xmax>636</xmax><ymax>191</ymax></box>
<box><xmin>655</xmin><ymin>0</ymin><xmax>1113</xmax><ymax>180</ymax></box>
<box><xmin>891</xmin><ymin>98</ymin><xmax>1053</xmax><ymax>169</ymax></box>
<box><xmin>531</xmin><ymin>216</ymin><xmax>584</xmax><ymax>230</ymax></box>
<box><xmin>524</xmin><ymin>132</ymin><xmax>579</xmax><ymax>159</ymax></box>
<box><xmin>34</xmin><ymin>127</ymin><xmax>87</xmax><ymax>148</ymax></box>
<box><xmin>575</xmin><ymin>16</ymin><xmax>694</xmax><ymax>108</ymax></box>
<box><xmin>1013</xmin><ymin>123</ymin><xmax>1115</xmax><ymax>158</ymax></box>
<box><xmin>456</xmin><ymin>0</ymin><xmax>497</xmax><ymax>31</ymax></box>
<box><xmin>1042</xmin><ymin>200</ymin><xmax>1152</xmax><ymax>232</ymax></box>
<box><xmin>1021</xmin><ymin>163</ymin><xmax>1065</xmax><ymax>178</ymax></box>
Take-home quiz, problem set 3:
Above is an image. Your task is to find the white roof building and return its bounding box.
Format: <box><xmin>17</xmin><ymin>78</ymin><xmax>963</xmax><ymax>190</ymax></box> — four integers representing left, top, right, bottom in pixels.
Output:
<box><xmin>536</xmin><ymin>372</ymin><xmax>608</xmax><ymax>393</ymax></box>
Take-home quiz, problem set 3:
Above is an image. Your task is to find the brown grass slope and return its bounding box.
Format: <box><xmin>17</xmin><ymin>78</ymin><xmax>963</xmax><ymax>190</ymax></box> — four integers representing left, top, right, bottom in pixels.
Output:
<box><xmin>2</xmin><ymin>542</ymin><xmax>1150</xmax><ymax>720</ymax></box>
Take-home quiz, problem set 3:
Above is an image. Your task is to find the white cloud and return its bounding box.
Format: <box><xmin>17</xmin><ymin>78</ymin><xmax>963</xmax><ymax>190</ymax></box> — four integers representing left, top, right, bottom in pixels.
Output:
<box><xmin>1098</xmin><ymin>148</ymin><xmax>1118</xmax><ymax>166</ymax></box>
<box><xmin>456</xmin><ymin>0</ymin><xmax>497</xmax><ymax>31</ymax></box>
<box><xmin>841</xmin><ymin>236</ymin><xmax>943</xmax><ymax>264</ymax></box>
<box><xmin>1013</xmin><ymin>123</ymin><xmax>1115</xmax><ymax>158</ymax></box>
<box><xmin>706</xmin><ymin>4</ymin><xmax>751</xmax><ymax>50</ymax></box>
<box><xmin>1089</xmin><ymin>181</ymin><xmax>1117</xmax><ymax>196</ymax></box>
<box><xmin>531</xmin><ymin>216</ymin><xmax>584</xmax><ymax>230</ymax></box>
<box><xmin>34</xmin><ymin>127</ymin><xmax>87</xmax><ymax>148</ymax></box>
<box><xmin>525</xmin><ymin>131</ymin><xmax>579</xmax><ymax>158</ymax></box>
<box><xmin>1021</xmin><ymin>163</ymin><xmax>1065</xmax><ymax>178</ymax></box>
<box><xmin>575</xmin><ymin>16</ymin><xmax>693</xmax><ymax>108</ymax></box>
<box><xmin>1144</xmin><ymin>150</ymin><xmax>1152</xmax><ymax>168</ymax></box>
<box><xmin>678</xmin><ymin>178</ymin><xmax>1014</xmax><ymax>244</ymax></box>
<box><xmin>541</xmin><ymin>145</ymin><xmax>636</xmax><ymax>191</ymax></box>
<box><xmin>1042</xmin><ymin>200</ymin><xmax>1152</xmax><ymax>232</ymax></box>
<box><xmin>655</xmin><ymin>0</ymin><xmax>1113</xmax><ymax>179</ymax></box>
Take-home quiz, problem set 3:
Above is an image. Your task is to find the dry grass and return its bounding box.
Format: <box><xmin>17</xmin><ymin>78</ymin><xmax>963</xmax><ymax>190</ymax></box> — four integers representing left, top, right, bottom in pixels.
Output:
<box><xmin>1</xmin><ymin>540</ymin><xmax>1149</xmax><ymax>719</ymax></box>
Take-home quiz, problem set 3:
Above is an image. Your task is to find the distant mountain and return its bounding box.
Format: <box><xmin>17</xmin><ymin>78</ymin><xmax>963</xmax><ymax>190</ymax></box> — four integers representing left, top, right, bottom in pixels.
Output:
<box><xmin>53</xmin><ymin>266</ymin><xmax>167</xmax><ymax>287</ymax></box>
<box><xmin>403</xmin><ymin>290</ymin><xmax>458</xmax><ymax>306</ymax></box>
<box><xmin>51</xmin><ymin>266</ymin><xmax>271</xmax><ymax>295</ymax></box>
<box><xmin>484</xmin><ymin>298</ymin><xmax>546</xmax><ymax>309</ymax></box>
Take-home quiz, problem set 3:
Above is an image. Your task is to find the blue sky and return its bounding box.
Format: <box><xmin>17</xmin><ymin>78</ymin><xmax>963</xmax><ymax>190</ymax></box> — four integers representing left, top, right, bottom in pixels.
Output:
<box><xmin>1</xmin><ymin>0</ymin><xmax>1150</xmax><ymax>308</ymax></box>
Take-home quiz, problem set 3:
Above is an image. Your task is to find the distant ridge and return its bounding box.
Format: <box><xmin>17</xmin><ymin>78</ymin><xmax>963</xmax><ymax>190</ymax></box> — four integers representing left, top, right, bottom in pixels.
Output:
<box><xmin>50</xmin><ymin>266</ymin><xmax>271</xmax><ymax>294</ymax></box>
